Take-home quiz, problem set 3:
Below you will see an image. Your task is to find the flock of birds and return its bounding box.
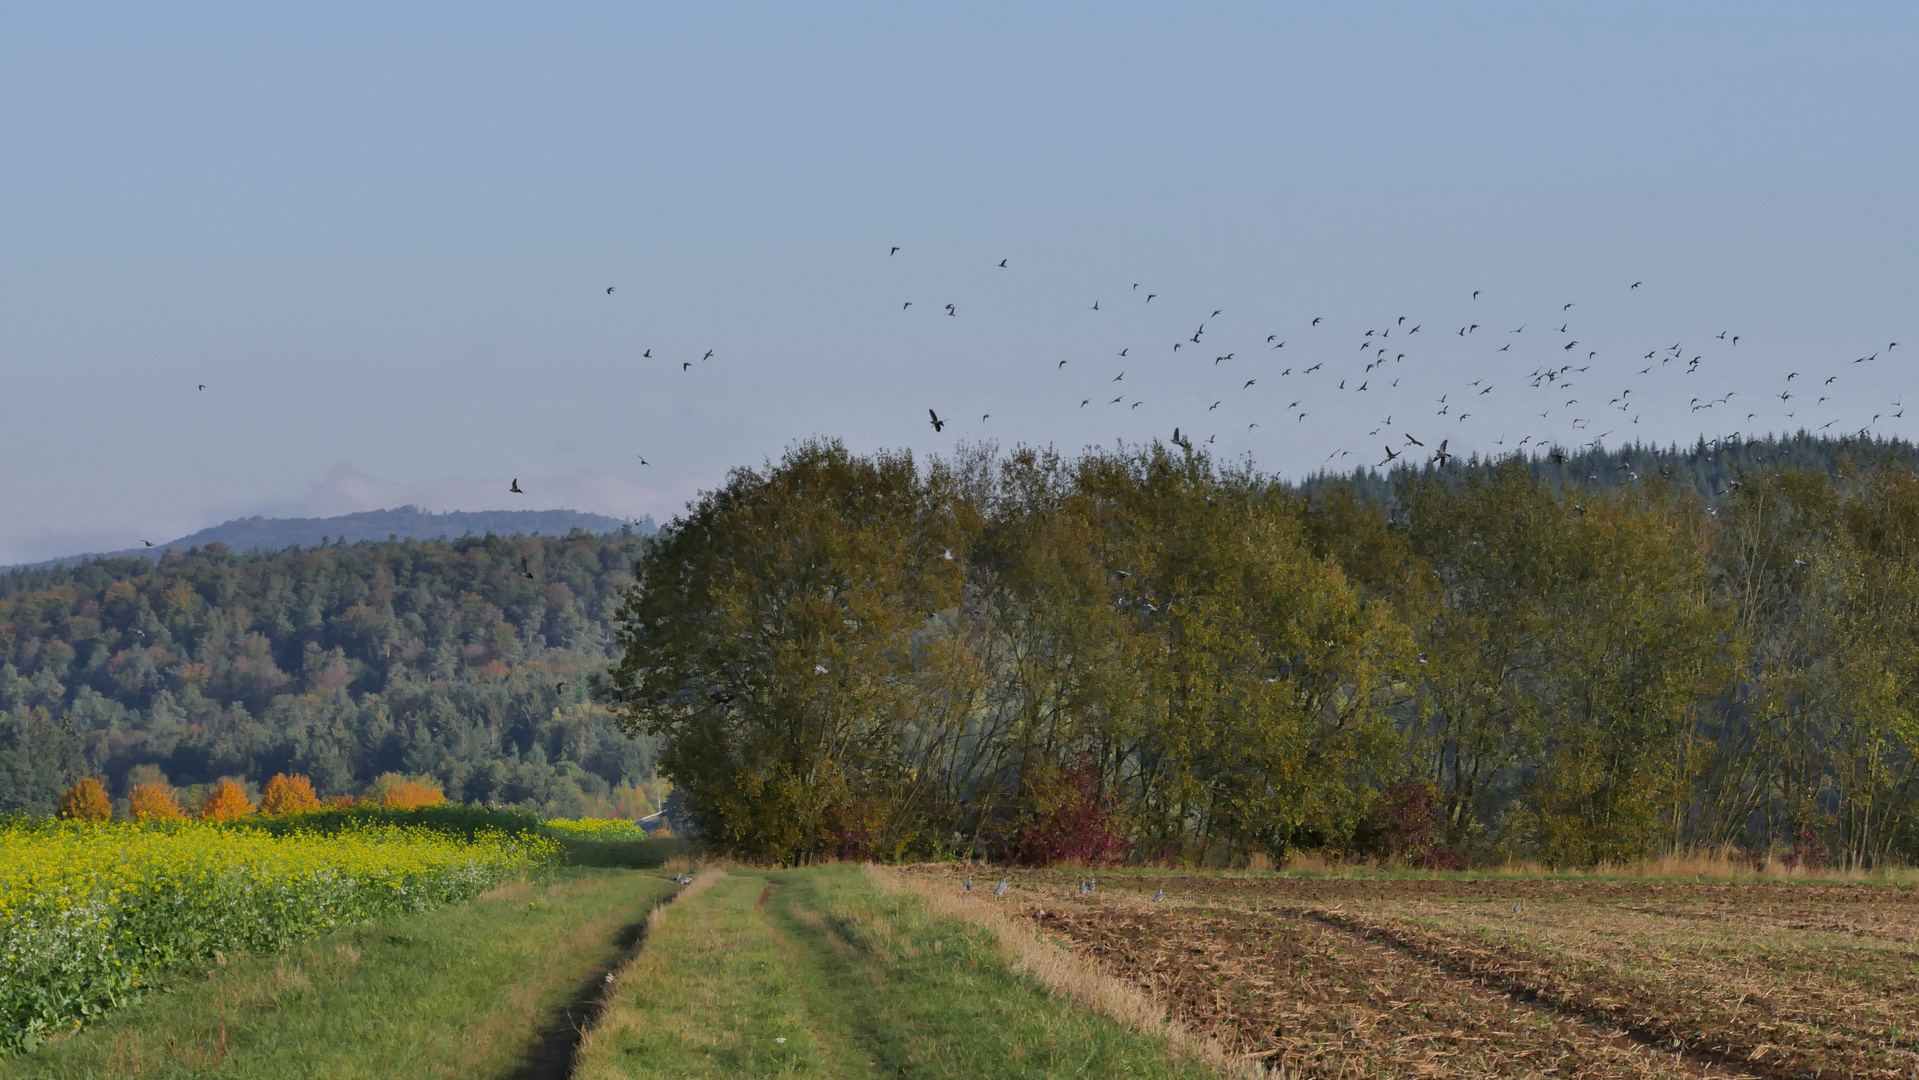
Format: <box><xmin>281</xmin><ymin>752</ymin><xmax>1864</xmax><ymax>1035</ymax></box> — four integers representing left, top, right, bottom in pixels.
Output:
<box><xmin>181</xmin><ymin>248</ymin><xmax>1903</xmax><ymax>498</ymax></box>
<box><xmin>897</xmin><ymin>251</ymin><xmax>1905</xmax><ymax>474</ymax></box>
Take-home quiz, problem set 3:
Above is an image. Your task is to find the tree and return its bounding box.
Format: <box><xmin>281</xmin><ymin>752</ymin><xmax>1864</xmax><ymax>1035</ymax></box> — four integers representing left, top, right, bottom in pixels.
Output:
<box><xmin>127</xmin><ymin>779</ymin><xmax>185</xmax><ymax>821</ymax></box>
<box><xmin>57</xmin><ymin>776</ymin><xmax>112</xmax><ymax>821</ymax></box>
<box><xmin>259</xmin><ymin>772</ymin><xmax>320</xmax><ymax>815</ymax></box>
<box><xmin>199</xmin><ymin>778</ymin><xmax>254</xmax><ymax>820</ymax></box>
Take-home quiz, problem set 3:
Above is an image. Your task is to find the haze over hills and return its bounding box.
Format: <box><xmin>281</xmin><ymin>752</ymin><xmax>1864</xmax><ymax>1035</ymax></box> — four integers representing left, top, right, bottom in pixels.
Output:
<box><xmin>4</xmin><ymin>506</ymin><xmax>655</xmax><ymax>573</ymax></box>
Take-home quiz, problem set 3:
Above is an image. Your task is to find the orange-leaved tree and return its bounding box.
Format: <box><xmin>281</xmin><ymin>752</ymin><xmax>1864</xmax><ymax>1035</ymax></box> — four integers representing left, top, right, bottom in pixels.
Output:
<box><xmin>199</xmin><ymin>778</ymin><xmax>255</xmax><ymax>820</ymax></box>
<box><xmin>58</xmin><ymin>777</ymin><xmax>113</xmax><ymax>821</ymax></box>
<box><xmin>127</xmin><ymin>780</ymin><xmax>185</xmax><ymax>821</ymax></box>
<box><xmin>259</xmin><ymin>772</ymin><xmax>321</xmax><ymax>815</ymax></box>
<box><xmin>363</xmin><ymin>772</ymin><xmax>446</xmax><ymax>808</ymax></box>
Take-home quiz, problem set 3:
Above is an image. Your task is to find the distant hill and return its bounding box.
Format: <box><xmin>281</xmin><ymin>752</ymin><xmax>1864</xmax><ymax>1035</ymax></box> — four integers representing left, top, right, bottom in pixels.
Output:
<box><xmin>5</xmin><ymin>506</ymin><xmax>655</xmax><ymax>572</ymax></box>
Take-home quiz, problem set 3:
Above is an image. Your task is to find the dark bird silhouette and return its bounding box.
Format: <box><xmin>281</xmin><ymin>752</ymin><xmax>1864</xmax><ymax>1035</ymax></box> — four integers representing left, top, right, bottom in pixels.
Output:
<box><xmin>522</xmin><ymin>558</ymin><xmax>535</xmax><ymax>580</ymax></box>
<box><xmin>945</xmin><ymin>303</ymin><xmax>956</xmax><ymax>316</ymax></box>
<box><xmin>1243</xmin><ymin>379</ymin><xmax>1256</xmax><ymax>389</ymax></box>
<box><xmin>606</xmin><ymin>287</ymin><xmax>614</xmax><ymax>295</ymax></box>
<box><xmin>703</xmin><ymin>350</ymin><xmax>714</xmax><ymax>361</ymax></box>
<box><xmin>643</xmin><ymin>350</ymin><xmax>652</xmax><ymax>358</ymax></box>
<box><xmin>1473</xmin><ymin>291</ymin><xmax>1480</xmax><ymax>299</ymax></box>
<box><xmin>1146</xmin><ymin>294</ymin><xmax>1155</xmax><ymax>302</ymax></box>
<box><xmin>198</xmin><ymin>384</ymin><xmax>206</xmax><ymax>391</ymax></box>
<box><xmin>142</xmin><ymin>540</ymin><xmax>154</xmax><ymax>547</ymax></box>
<box><xmin>903</xmin><ymin>302</ymin><xmax>912</xmax><ymax>309</ymax></box>
<box><xmin>1632</xmin><ymin>281</ymin><xmax>1642</xmax><ymax>288</ymax></box>
<box><xmin>1113</xmin><ymin>372</ymin><xmax>1124</xmax><ymax>381</ymax></box>
<box><xmin>928</xmin><ymin>409</ymin><xmax>946</xmax><ymax>433</ymax></box>
<box><xmin>1058</xmin><ymin>360</ymin><xmax>1069</xmax><ymax>368</ymax></box>
<box><xmin>682</xmin><ymin>362</ymin><xmax>691</xmax><ymax>371</ymax></box>
<box><xmin>509</xmin><ymin>479</ymin><xmax>523</xmax><ymax>493</ymax></box>
<box><xmin>981</xmin><ymin>414</ymin><xmax>990</xmax><ymax>422</ymax></box>
<box><xmin>890</xmin><ymin>246</ymin><xmax>900</xmax><ymax>255</ymax></box>
<box><xmin>1405</xmin><ymin>433</ymin><xmax>1424</xmax><ymax>447</ymax></box>
<box><xmin>635</xmin><ymin>454</ymin><xmax>649</xmax><ymax>465</ymax></box>
<box><xmin>998</xmin><ymin>259</ymin><xmax>1007</xmax><ymax>267</ymax></box>
<box><xmin>1312</xmin><ymin>317</ymin><xmax>1321</xmax><ymax>326</ymax></box>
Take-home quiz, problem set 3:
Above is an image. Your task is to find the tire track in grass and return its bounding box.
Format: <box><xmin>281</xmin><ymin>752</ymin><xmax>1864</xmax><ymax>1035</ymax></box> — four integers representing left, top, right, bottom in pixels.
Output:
<box><xmin>506</xmin><ymin>874</ymin><xmax>705</xmax><ymax>1080</ymax></box>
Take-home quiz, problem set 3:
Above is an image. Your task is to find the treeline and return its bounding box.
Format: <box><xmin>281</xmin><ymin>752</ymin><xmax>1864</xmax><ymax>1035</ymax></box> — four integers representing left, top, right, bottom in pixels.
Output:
<box><xmin>602</xmin><ymin>437</ymin><xmax>1919</xmax><ymax>868</ymax></box>
<box><xmin>0</xmin><ymin>530</ymin><xmax>662</xmax><ymax>818</ymax></box>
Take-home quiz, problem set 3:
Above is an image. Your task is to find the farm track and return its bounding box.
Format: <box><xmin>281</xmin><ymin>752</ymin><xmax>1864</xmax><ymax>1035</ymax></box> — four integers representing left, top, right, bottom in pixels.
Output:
<box><xmin>907</xmin><ymin>868</ymin><xmax>1919</xmax><ymax>1079</ymax></box>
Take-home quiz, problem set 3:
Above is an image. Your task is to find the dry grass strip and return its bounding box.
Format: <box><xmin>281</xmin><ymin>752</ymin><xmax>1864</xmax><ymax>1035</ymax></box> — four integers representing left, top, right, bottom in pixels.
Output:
<box><xmin>869</xmin><ymin>864</ymin><xmax>1259</xmax><ymax>1079</ymax></box>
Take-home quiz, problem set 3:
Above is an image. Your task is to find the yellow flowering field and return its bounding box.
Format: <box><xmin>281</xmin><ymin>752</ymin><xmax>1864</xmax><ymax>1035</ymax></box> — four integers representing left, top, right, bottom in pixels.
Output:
<box><xmin>0</xmin><ymin>816</ymin><xmax>561</xmax><ymax>1054</ymax></box>
<box><xmin>542</xmin><ymin>817</ymin><xmax>653</xmax><ymax>842</ymax></box>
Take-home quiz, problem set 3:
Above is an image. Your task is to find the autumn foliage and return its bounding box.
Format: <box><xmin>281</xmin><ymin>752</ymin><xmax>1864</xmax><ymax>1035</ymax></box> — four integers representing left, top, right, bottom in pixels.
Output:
<box><xmin>364</xmin><ymin>772</ymin><xmax>447</xmax><ymax>809</ymax></box>
<box><xmin>127</xmin><ymin>780</ymin><xmax>185</xmax><ymax>822</ymax></box>
<box><xmin>57</xmin><ymin>777</ymin><xmax>112</xmax><ymax>822</ymax></box>
<box><xmin>199</xmin><ymin>778</ymin><xmax>255</xmax><ymax>820</ymax></box>
<box><xmin>259</xmin><ymin>772</ymin><xmax>321</xmax><ymax>815</ymax></box>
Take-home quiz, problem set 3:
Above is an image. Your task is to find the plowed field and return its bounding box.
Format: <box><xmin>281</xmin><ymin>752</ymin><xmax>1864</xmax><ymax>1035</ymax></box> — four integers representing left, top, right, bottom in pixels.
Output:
<box><xmin>910</xmin><ymin>868</ymin><xmax>1919</xmax><ymax>1079</ymax></box>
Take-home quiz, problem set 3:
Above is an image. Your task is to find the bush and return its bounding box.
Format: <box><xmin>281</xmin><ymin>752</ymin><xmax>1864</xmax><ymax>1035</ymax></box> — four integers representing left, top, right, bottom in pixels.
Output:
<box><xmin>55</xmin><ymin>778</ymin><xmax>111</xmax><ymax>822</ymax></box>
<box><xmin>1357</xmin><ymin>781</ymin><xmax>1463</xmax><ymax>870</ymax></box>
<box><xmin>234</xmin><ymin>803</ymin><xmax>545</xmax><ymax>842</ymax></box>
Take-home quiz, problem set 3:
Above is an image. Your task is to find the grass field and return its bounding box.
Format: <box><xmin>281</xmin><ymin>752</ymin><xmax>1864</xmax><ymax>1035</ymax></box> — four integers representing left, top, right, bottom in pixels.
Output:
<box><xmin>575</xmin><ymin>865</ymin><xmax>1213</xmax><ymax>1080</ymax></box>
<box><xmin>15</xmin><ymin>852</ymin><xmax>1919</xmax><ymax>1078</ymax></box>
<box><xmin>906</xmin><ymin>866</ymin><xmax>1919</xmax><ymax>1080</ymax></box>
<box><xmin>1</xmin><ymin>868</ymin><xmax>678</xmax><ymax>1080</ymax></box>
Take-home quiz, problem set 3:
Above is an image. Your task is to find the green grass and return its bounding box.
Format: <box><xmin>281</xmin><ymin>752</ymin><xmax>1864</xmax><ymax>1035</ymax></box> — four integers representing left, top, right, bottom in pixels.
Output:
<box><xmin>575</xmin><ymin>866</ymin><xmax>1213</xmax><ymax>1080</ymax></box>
<box><xmin>2</xmin><ymin>869</ymin><xmax>678</xmax><ymax>1080</ymax></box>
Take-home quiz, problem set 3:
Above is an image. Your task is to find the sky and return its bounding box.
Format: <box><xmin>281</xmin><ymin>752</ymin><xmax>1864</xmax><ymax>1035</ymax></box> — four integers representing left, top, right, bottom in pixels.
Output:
<box><xmin>2</xmin><ymin>2</ymin><xmax>1915</xmax><ymax>564</ymax></box>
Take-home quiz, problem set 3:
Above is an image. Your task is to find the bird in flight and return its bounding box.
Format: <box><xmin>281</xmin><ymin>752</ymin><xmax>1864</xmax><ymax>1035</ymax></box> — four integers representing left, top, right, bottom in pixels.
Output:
<box><xmin>635</xmin><ymin>454</ymin><xmax>649</xmax><ymax>466</ymax></box>
<box><xmin>197</xmin><ymin>384</ymin><xmax>206</xmax><ymax>391</ymax></box>
<box><xmin>642</xmin><ymin>350</ymin><xmax>652</xmax><ymax>358</ymax></box>
<box><xmin>703</xmin><ymin>350</ymin><xmax>714</xmax><ymax>361</ymax></box>
<box><xmin>903</xmin><ymin>302</ymin><xmax>912</xmax><ymax>309</ymax></box>
<box><xmin>509</xmin><ymin>479</ymin><xmax>523</xmax><ymax>494</ymax></box>
<box><xmin>1312</xmin><ymin>317</ymin><xmax>1322</xmax><ymax>326</ymax></box>
<box><xmin>1058</xmin><ymin>360</ymin><xmax>1068</xmax><ymax>368</ymax></box>
<box><xmin>1243</xmin><ymin>378</ymin><xmax>1256</xmax><ymax>389</ymax></box>
<box><xmin>998</xmin><ymin>259</ymin><xmax>1007</xmax><ymax>267</ymax></box>
<box><xmin>142</xmin><ymin>540</ymin><xmax>154</xmax><ymax>547</ymax></box>
<box><xmin>928</xmin><ymin>409</ymin><xmax>946</xmax><ymax>433</ymax></box>
<box><xmin>606</xmin><ymin>287</ymin><xmax>614</xmax><ymax>295</ymax></box>
<box><xmin>890</xmin><ymin>246</ymin><xmax>900</xmax><ymax>255</ymax></box>
<box><xmin>682</xmin><ymin>362</ymin><xmax>691</xmax><ymax>371</ymax></box>
<box><xmin>1631</xmin><ymin>281</ymin><xmax>1642</xmax><ymax>289</ymax></box>
<box><xmin>522</xmin><ymin>557</ymin><xmax>535</xmax><ymax>580</ymax></box>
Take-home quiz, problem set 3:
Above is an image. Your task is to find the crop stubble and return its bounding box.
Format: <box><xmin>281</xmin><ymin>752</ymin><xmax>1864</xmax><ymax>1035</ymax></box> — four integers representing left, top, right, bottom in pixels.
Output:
<box><xmin>913</xmin><ymin>869</ymin><xmax>1919</xmax><ymax>1078</ymax></box>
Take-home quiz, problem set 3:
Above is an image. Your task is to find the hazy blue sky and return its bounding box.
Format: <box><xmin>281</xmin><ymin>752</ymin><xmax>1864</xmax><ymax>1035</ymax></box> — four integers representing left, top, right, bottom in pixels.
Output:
<box><xmin>3</xmin><ymin>3</ymin><xmax>1914</xmax><ymax>563</ymax></box>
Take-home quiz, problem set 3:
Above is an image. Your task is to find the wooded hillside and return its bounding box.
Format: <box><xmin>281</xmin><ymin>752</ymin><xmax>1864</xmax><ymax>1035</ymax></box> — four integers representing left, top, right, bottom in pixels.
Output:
<box><xmin>0</xmin><ymin>529</ymin><xmax>657</xmax><ymax>817</ymax></box>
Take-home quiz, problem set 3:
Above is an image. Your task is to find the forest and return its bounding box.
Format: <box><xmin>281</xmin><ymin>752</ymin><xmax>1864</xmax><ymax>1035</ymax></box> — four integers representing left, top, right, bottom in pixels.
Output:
<box><xmin>602</xmin><ymin>434</ymin><xmax>1919</xmax><ymax>868</ymax></box>
<box><xmin>0</xmin><ymin>528</ymin><xmax>660</xmax><ymax>819</ymax></box>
